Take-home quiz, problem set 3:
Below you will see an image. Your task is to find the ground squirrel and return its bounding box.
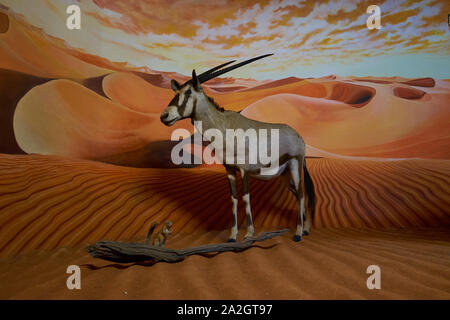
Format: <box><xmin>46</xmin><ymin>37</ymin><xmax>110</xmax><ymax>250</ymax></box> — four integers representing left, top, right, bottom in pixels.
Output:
<box><xmin>145</xmin><ymin>221</ymin><xmax>172</xmax><ymax>247</ymax></box>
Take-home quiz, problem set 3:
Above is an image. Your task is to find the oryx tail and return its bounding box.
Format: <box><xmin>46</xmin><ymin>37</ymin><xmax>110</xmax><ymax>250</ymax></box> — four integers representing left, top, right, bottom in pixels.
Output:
<box><xmin>303</xmin><ymin>161</ymin><xmax>315</xmax><ymax>223</ymax></box>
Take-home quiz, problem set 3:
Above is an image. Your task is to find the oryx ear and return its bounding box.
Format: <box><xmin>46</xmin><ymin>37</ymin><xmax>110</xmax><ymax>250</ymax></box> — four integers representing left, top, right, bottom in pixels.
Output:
<box><xmin>192</xmin><ymin>69</ymin><xmax>201</xmax><ymax>91</ymax></box>
<box><xmin>171</xmin><ymin>79</ymin><xmax>181</xmax><ymax>92</ymax></box>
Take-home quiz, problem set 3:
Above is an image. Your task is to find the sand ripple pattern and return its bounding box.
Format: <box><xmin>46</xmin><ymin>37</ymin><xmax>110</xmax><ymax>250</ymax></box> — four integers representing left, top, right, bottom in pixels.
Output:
<box><xmin>0</xmin><ymin>154</ymin><xmax>449</xmax><ymax>258</ymax></box>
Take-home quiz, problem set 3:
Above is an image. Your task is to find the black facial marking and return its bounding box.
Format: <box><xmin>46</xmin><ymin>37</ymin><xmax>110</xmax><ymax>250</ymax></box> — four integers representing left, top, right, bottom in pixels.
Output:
<box><xmin>192</xmin><ymin>96</ymin><xmax>197</xmax><ymax>116</ymax></box>
<box><xmin>168</xmin><ymin>93</ymin><xmax>180</xmax><ymax>107</ymax></box>
<box><xmin>177</xmin><ymin>90</ymin><xmax>190</xmax><ymax>116</ymax></box>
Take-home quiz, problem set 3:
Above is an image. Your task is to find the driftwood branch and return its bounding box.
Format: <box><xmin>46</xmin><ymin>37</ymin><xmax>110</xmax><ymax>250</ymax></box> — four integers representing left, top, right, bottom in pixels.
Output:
<box><xmin>86</xmin><ymin>229</ymin><xmax>289</xmax><ymax>263</ymax></box>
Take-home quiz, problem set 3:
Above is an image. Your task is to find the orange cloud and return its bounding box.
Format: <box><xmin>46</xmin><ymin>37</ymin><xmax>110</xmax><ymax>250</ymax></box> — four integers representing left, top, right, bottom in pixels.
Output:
<box><xmin>203</xmin><ymin>33</ymin><xmax>281</xmax><ymax>50</ymax></box>
<box><xmin>383</xmin><ymin>7</ymin><xmax>421</xmax><ymax>25</ymax></box>
<box><xmin>90</xmin><ymin>0</ymin><xmax>271</xmax><ymax>37</ymax></box>
<box><xmin>2</xmin><ymin>0</ymin><xmax>449</xmax><ymax>79</ymax></box>
<box><xmin>419</xmin><ymin>0</ymin><xmax>450</xmax><ymax>27</ymax></box>
<box><xmin>272</xmin><ymin>2</ymin><xmax>319</xmax><ymax>27</ymax></box>
<box><xmin>326</xmin><ymin>0</ymin><xmax>382</xmax><ymax>24</ymax></box>
<box><xmin>289</xmin><ymin>28</ymin><xmax>325</xmax><ymax>49</ymax></box>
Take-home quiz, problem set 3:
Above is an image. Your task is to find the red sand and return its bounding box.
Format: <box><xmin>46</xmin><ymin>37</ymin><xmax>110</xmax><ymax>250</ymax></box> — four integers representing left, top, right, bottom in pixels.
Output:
<box><xmin>0</xmin><ymin>154</ymin><xmax>449</xmax><ymax>299</ymax></box>
<box><xmin>0</xmin><ymin>154</ymin><xmax>448</xmax><ymax>258</ymax></box>
<box><xmin>1</xmin><ymin>227</ymin><xmax>449</xmax><ymax>299</ymax></box>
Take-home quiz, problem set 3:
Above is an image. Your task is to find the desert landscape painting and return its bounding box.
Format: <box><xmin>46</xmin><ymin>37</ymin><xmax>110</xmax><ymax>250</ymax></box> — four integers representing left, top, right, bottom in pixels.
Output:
<box><xmin>0</xmin><ymin>0</ymin><xmax>449</xmax><ymax>299</ymax></box>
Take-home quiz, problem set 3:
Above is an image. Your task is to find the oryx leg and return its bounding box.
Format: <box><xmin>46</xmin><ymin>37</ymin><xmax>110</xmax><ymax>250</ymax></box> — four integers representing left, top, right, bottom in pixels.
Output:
<box><xmin>240</xmin><ymin>169</ymin><xmax>255</xmax><ymax>239</ymax></box>
<box><xmin>288</xmin><ymin>157</ymin><xmax>306</xmax><ymax>242</ymax></box>
<box><xmin>282</xmin><ymin>169</ymin><xmax>310</xmax><ymax>236</ymax></box>
<box><xmin>226</xmin><ymin>167</ymin><xmax>239</xmax><ymax>242</ymax></box>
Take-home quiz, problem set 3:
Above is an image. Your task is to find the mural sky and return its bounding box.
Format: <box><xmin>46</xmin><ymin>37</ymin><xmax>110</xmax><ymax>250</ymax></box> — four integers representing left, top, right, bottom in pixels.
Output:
<box><xmin>1</xmin><ymin>0</ymin><xmax>449</xmax><ymax>79</ymax></box>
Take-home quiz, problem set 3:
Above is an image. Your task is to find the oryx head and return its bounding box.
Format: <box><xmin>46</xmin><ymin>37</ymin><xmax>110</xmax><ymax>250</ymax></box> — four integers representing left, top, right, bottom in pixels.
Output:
<box><xmin>160</xmin><ymin>69</ymin><xmax>204</xmax><ymax>126</ymax></box>
<box><xmin>160</xmin><ymin>54</ymin><xmax>273</xmax><ymax>126</ymax></box>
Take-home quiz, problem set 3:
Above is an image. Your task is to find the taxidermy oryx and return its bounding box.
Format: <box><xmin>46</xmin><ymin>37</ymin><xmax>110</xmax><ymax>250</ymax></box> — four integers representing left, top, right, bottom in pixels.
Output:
<box><xmin>160</xmin><ymin>54</ymin><xmax>315</xmax><ymax>242</ymax></box>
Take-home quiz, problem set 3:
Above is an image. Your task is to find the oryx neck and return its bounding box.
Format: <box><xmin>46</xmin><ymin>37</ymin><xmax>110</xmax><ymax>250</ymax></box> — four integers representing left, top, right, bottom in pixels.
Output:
<box><xmin>192</xmin><ymin>93</ymin><xmax>226</xmax><ymax>132</ymax></box>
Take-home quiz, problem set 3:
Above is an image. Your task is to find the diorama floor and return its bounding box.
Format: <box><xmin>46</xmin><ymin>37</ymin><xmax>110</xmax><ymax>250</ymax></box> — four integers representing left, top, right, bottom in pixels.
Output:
<box><xmin>0</xmin><ymin>227</ymin><xmax>449</xmax><ymax>299</ymax></box>
<box><xmin>0</xmin><ymin>154</ymin><xmax>449</xmax><ymax>299</ymax></box>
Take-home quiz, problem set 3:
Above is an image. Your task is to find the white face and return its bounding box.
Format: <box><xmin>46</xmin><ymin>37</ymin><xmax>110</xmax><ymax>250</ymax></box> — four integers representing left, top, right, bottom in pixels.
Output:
<box><xmin>160</xmin><ymin>82</ymin><xmax>200</xmax><ymax>126</ymax></box>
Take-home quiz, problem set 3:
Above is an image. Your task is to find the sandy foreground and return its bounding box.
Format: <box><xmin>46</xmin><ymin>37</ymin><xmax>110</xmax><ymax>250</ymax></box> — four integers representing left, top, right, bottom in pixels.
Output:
<box><xmin>0</xmin><ymin>154</ymin><xmax>449</xmax><ymax>299</ymax></box>
<box><xmin>0</xmin><ymin>228</ymin><xmax>449</xmax><ymax>299</ymax></box>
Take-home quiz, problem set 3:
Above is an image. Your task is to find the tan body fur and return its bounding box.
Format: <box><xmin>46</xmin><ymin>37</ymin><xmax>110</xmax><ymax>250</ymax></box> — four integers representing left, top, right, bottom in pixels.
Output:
<box><xmin>160</xmin><ymin>64</ymin><xmax>315</xmax><ymax>243</ymax></box>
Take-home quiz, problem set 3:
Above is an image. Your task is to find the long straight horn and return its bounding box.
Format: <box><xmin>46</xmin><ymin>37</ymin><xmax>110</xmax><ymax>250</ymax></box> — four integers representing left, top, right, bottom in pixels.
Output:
<box><xmin>197</xmin><ymin>60</ymin><xmax>236</xmax><ymax>79</ymax></box>
<box><xmin>198</xmin><ymin>54</ymin><xmax>273</xmax><ymax>83</ymax></box>
<box><xmin>183</xmin><ymin>60</ymin><xmax>236</xmax><ymax>86</ymax></box>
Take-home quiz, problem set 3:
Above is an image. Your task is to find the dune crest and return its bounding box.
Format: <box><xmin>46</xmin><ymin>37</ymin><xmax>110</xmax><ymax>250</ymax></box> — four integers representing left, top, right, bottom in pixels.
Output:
<box><xmin>242</xmin><ymin>77</ymin><xmax>304</xmax><ymax>92</ymax></box>
<box><xmin>353</xmin><ymin>77</ymin><xmax>436</xmax><ymax>88</ymax></box>
<box><xmin>402</xmin><ymin>77</ymin><xmax>435</xmax><ymax>87</ymax></box>
<box><xmin>102</xmin><ymin>72</ymin><xmax>173</xmax><ymax>113</ymax></box>
<box><xmin>13</xmin><ymin>79</ymin><xmax>193</xmax><ymax>159</ymax></box>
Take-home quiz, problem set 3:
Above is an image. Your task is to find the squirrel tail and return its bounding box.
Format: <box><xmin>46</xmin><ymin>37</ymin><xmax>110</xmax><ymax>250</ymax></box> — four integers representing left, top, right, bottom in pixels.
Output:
<box><xmin>145</xmin><ymin>222</ymin><xmax>159</xmax><ymax>245</ymax></box>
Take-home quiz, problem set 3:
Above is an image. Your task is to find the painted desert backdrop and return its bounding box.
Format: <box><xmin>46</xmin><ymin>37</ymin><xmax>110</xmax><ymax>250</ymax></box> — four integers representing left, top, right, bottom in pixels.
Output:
<box><xmin>0</xmin><ymin>0</ymin><xmax>449</xmax><ymax>299</ymax></box>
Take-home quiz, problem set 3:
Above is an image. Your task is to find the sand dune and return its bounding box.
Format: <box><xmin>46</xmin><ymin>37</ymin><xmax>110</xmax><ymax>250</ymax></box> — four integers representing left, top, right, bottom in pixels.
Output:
<box><xmin>320</xmin><ymin>74</ymin><xmax>337</xmax><ymax>80</ymax></box>
<box><xmin>211</xmin><ymin>79</ymin><xmax>331</xmax><ymax>111</ymax></box>
<box><xmin>328</xmin><ymin>82</ymin><xmax>375</xmax><ymax>106</ymax></box>
<box><xmin>82</xmin><ymin>74</ymin><xmax>109</xmax><ymax>98</ymax></box>
<box><xmin>102</xmin><ymin>72</ymin><xmax>173</xmax><ymax>113</ymax></box>
<box><xmin>241</xmin><ymin>80</ymin><xmax>450</xmax><ymax>159</ymax></box>
<box><xmin>0</xmin><ymin>153</ymin><xmax>448</xmax><ymax>258</ymax></box>
<box><xmin>402</xmin><ymin>77</ymin><xmax>435</xmax><ymax>87</ymax></box>
<box><xmin>6</xmin><ymin>71</ymin><xmax>450</xmax><ymax>161</ymax></box>
<box><xmin>353</xmin><ymin>77</ymin><xmax>436</xmax><ymax>88</ymax></box>
<box><xmin>208</xmin><ymin>85</ymin><xmax>248</xmax><ymax>92</ymax></box>
<box><xmin>355</xmin><ymin>78</ymin><xmax>392</xmax><ymax>84</ymax></box>
<box><xmin>13</xmin><ymin>79</ymin><xmax>194</xmax><ymax>159</ymax></box>
<box><xmin>242</xmin><ymin>76</ymin><xmax>304</xmax><ymax>91</ymax></box>
<box><xmin>0</xmin><ymin>11</ymin><xmax>8</xmax><ymax>33</ymax></box>
<box><xmin>393</xmin><ymin>87</ymin><xmax>426</xmax><ymax>99</ymax></box>
<box><xmin>132</xmin><ymin>71</ymin><xmax>172</xmax><ymax>89</ymax></box>
<box><xmin>0</xmin><ymin>69</ymin><xmax>50</xmax><ymax>154</ymax></box>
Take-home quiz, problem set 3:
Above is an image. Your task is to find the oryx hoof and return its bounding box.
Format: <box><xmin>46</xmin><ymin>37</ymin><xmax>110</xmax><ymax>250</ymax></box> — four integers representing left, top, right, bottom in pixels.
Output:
<box><xmin>293</xmin><ymin>235</ymin><xmax>302</xmax><ymax>242</ymax></box>
<box><xmin>302</xmin><ymin>230</ymin><xmax>310</xmax><ymax>236</ymax></box>
<box><xmin>244</xmin><ymin>232</ymin><xmax>255</xmax><ymax>239</ymax></box>
<box><xmin>227</xmin><ymin>238</ymin><xmax>237</xmax><ymax>243</ymax></box>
